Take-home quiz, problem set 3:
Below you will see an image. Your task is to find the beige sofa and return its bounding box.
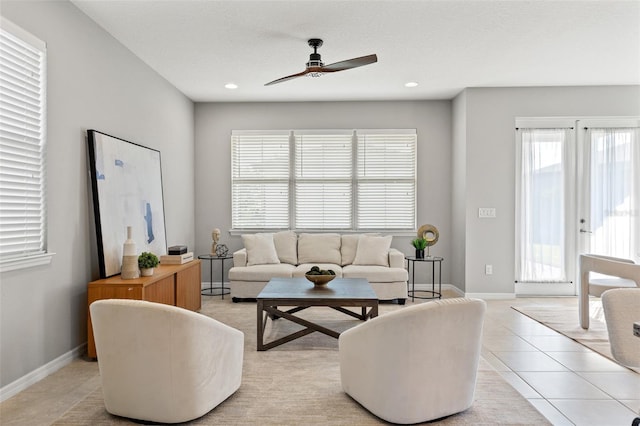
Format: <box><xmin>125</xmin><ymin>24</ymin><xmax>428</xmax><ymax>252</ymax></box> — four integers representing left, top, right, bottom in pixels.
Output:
<box><xmin>229</xmin><ymin>232</ymin><xmax>408</xmax><ymax>303</ymax></box>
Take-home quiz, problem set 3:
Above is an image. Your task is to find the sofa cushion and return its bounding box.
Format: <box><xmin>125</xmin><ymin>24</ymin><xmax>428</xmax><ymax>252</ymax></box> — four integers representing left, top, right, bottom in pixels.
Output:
<box><xmin>242</xmin><ymin>233</ymin><xmax>280</xmax><ymax>266</ymax></box>
<box><xmin>297</xmin><ymin>233</ymin><xmax>342</xmax><ymax>265</ymax></box>
<box><xmin>228</xmin><ymin>263</ymin><xmax>295</xmax><ymax>281</ymax></box>
<box><xmin>294</xmin><ymin>264</ymin><xmax>343</xmax><ymax>278</ymax></box>
<box><xmin>273</xmin><ymin>230</ymin><xmax>298</xmax><ymax>265</ymax></box>
<box><xmin>343</xmin><ymin>264</ymin><xmax>408</xmax><ymax>282</ymax></box>
<box><xmin>353</xmin><ymin>235</ymin><xmax>392</xmax><ymax>267</ymax></box>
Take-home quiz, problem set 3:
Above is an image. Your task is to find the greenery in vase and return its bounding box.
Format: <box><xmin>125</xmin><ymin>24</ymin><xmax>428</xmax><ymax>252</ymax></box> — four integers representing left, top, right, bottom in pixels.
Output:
<box><xmin>138</xmin><ymin>252</ymin><xmax>159</xmax><ymax>269</ymax></box>
<box><xmin>411</xmin><ymin>238</ymin><xmax>427</xmax><ymax>250</ymax></box>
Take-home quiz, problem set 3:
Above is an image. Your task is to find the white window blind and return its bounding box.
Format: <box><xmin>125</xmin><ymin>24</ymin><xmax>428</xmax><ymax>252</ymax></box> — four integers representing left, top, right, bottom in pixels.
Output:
<box><xmin>0</xmin><ymin>20</ymin><xmax>47</xmax><ymax>263</ymax></box>
<box><xmin>357</xmin><ymin>131</ymin><xmax>416</xmax><ymax>229</ymax></box>
<box><xmin>231</xmin><ymin>131</ymin><xmax>290</xmax><ymax>229</ymax></box>
<box><xmin>231</xmin><ymin>129</ymin><xmax>417</xmax><ymax>231</ymax></box>
<box><xmin>294</xmin><ymin>131</ymin><xmax>353</xmax><ymax>229</ymax></box>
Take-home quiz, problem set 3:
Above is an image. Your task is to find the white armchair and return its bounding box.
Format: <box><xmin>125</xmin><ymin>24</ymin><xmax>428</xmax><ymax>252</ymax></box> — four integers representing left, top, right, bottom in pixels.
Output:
<box><xmin>339</xmin><ymin>298</ymin><xmax>486</xmax><ymax>424</ymax></box>
<box><xmin>601</xmin><ymin>288</ymin><xmax>640</xmax><ymax>425</ymax></box>
<box><xmin>579</xmin><ymin>254</ymin><xmax>640</xmax><ymax>329</ymax></box>
<box><xmin>90</xmin><ymin>299</ymin><xmax>244</xmax><ymax>423</ymax></box>
<box><xmin>601</xmin><ymin>288</ymin><xmax>640</xmax><ymax>368</ymax></box>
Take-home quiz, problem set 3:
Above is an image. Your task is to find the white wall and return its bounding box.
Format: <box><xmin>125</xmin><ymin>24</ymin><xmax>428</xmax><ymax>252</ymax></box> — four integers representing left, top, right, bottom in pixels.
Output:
<box><xmin>194</xmin><ymin>101</ymin><xmax>452</xmax><ymax>286</ymax></box>
<box><xmin>0</xmin><ymin>1</ymin><xmax>195</xmax><ymax>390</ymax></box>
<box><xmin>453</xmin><ymin>85</ymin><xmax>640</xmax><ymax>296</ymax></box>
<box><xmin>451</xmin><ymin>91</ymin><xmax>467</xmax><ymax>292</ymax></box>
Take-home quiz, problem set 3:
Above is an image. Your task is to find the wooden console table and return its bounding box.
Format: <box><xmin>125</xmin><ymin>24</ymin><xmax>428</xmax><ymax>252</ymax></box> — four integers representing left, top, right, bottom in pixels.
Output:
<box><xmin>87</xmin><ymin>260</ymin><xmax>201</xmax><ymax>358</ymax></box>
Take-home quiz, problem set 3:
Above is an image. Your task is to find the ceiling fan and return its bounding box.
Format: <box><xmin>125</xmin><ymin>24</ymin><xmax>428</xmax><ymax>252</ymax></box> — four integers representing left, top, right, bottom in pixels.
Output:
<box><xmin>265</xmin><ymin>38</ymin><xmax>377</xmax><ymax>86</ymax></box>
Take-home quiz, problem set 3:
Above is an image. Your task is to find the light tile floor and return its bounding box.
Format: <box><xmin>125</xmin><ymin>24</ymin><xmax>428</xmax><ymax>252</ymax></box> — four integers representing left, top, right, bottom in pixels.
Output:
<box><xmin>0</xmin><ymin>296</ymin><xmax>638</xmax><ymax>425</ymax></box>
<box><xmin>484</xmin><ymin>298</ymin><xmax>640</xmax><ymax>426</ymax></box>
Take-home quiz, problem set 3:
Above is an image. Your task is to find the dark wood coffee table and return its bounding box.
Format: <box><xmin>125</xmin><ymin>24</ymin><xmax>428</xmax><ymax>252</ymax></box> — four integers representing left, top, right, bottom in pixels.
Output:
<box><xmin>257</xmin><ymin>277</ymin><xmax>378</xmax><ymax>351</ymax></box>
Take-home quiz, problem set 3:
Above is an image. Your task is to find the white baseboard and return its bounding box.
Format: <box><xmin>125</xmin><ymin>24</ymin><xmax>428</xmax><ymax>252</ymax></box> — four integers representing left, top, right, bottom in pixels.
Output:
<box><xmin>464</xmin><ymin>292</ymin><xmax>516</xmax><ymax>299</ymax></box>
<box><xmin>0</xmin><ymin>343</ymin><xmax>86</xmax><ymax>403</ymax></box>
<box><xmin>410</xmin><ymin>283</ymin><xmax>464</xmax><ymax>297</ymax></box>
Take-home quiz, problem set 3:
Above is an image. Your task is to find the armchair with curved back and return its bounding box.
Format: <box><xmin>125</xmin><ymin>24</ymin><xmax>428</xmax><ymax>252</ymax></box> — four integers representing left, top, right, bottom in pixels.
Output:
<box><xmin>338</xmin><ymin>298</ymin><xmax>486</xmax><ymax>424</ymax></box>
<box><xmin>90</xmin><ymin>299</ymin><xmax>244</xmax><ymax>424</ymax></box>
<box><xmin>579</xmin><ymin>254</ymin><xmax>640</xmax><ymax>329</ymax></box>
<box><xmin>601</xmin><ymin>288</ymin><xmax>640</xmax><ymax>425</ymax></box>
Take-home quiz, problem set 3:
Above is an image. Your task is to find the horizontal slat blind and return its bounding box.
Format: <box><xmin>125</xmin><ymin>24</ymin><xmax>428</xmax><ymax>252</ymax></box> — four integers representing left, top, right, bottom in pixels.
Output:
<box><xmin>294</xmin><ymin>132</ymin><xmax>352</xmax><ymax>229</ymax></box>
<box><xmin>230</xmin><ymin>129</ymin><xmax>417</xmax><ymax>231</ymax></box>
<box><xmin>231</xmin><ymin>131</ymin><xmax>289</xmax><ymax>229</ymax></box>
<box><xmin>357</xmin><ymin>132</ymin><xmax>416</xmax><ymax>229</ymax></box>
<box><xmin>0</xmin><ymin>22</ymin><xmax>46</xmax><ymax>260</ymax></box>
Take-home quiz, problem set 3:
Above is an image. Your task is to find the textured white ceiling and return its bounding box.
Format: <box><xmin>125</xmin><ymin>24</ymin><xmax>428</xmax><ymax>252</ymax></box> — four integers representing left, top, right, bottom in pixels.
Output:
<box><xmin>71</xmin><ymin>0</ymin><xmax>640</xmax><ymax>102</ymax></box>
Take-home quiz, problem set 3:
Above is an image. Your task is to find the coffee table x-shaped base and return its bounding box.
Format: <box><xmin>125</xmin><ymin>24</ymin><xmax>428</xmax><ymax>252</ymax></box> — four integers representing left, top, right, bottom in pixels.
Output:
<box><xmin>257</xmin><ymin>301</ymin><xmax>378</xmax><ymax>351</ymax></box>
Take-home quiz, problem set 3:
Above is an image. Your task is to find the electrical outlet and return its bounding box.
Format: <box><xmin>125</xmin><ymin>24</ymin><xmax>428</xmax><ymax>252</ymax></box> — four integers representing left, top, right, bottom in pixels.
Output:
<box><xmin>479</xmin><ymin>208</ymin><xmax>496</xmax><ymax>218</ymax></box>
<box><xmin>485</xmin><ymin>264</ymin><xmax>493</xmax><ymax>275</ymax></box>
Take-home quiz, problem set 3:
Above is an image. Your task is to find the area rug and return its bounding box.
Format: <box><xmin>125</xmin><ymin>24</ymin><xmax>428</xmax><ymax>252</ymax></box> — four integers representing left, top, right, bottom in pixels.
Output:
<box><xmin>55</xmin><ymin>298</ymin><xmax>549</xmax><ymax>425</ymax></box>
<box><xmin>512</xmin><ymin>301</ymin><xmax>614</xmax><ymax>362</ymax></box>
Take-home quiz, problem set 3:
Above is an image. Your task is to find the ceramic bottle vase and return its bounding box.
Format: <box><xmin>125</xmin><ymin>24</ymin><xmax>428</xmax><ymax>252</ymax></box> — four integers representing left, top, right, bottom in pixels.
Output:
<box><xmin>121</xmin><ymin>226</ymin><xmax>140</xmax><ymax>279</ymax></box>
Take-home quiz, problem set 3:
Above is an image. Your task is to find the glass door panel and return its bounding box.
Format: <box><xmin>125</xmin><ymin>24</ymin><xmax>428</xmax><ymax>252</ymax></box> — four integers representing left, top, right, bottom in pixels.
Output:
<box><xmin>579</xmin><ymin>127</ymin><xmax>639</xmax><ymax>262</ymax></box>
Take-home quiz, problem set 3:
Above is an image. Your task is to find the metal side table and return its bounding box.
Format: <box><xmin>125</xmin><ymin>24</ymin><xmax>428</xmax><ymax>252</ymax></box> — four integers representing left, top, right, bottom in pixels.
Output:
<box><xmin>198</xmin><ymin>254</ymin><xmax>232</xmax><ymax>298</ymax></box>
<box><xmin>405</xmin><ymin>256</ymin><xmax>443</xmax><ymax>302</ymax></box>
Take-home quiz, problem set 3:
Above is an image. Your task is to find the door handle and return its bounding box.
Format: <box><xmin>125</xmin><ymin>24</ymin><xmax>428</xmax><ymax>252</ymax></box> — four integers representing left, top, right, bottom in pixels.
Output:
<box><xmin>579</xmin><ymin>229</ymin><xmax>592</xmax><ymax>234</ymax></box>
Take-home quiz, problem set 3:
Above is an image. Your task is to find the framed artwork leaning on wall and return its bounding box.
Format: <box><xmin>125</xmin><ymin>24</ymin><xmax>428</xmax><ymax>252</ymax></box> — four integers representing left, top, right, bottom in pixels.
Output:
<box><xmin>87</xmin><ymin>130</ymin><xmax>167</xmax><ymax>278</ymax></box>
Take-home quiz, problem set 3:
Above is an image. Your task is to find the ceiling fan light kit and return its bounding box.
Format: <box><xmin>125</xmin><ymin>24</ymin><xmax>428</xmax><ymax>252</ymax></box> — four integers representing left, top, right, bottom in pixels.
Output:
<box><xmin>265</xmin><ymin>38</ymin><xmax>377</xmax><ymax>86</ymax></box>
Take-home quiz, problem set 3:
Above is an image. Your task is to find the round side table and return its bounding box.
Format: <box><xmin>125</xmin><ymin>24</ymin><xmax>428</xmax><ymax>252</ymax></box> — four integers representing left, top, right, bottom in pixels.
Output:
<box><xmin>198</xmin><ymin>254</ymin><xmax>233</xmax><ymax>298</ymax></box>
<box><xmin>405</xmin><ymin>256</ymin><xmax>443</xmax><ymax>302</ymax></box>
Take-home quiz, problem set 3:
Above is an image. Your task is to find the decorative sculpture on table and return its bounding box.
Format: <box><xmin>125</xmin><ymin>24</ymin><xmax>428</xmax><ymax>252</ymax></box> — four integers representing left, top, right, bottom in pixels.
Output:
<box><xmin>215</xmin><ymin>244</ymin><xmax>229</xmax><ymax>258</ymax></box>
<box><xmin>211</xmin><ymin>228</ymin><xmax>221</xmax><ymax>255</ymax></box>
<box><xmin>417</xmin><ymin>224</ymin><xmax>439</xmax><ymax>258</ymax></box>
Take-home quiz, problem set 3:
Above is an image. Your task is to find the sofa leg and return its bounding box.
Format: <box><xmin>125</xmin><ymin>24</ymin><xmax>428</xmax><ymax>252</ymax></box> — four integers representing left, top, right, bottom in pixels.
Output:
<box><xmin>398</xmin><ymin>298</ymin><xmax>406</xmax><ymax>305</ymax></box>
<box><xmin>232</xmin><ymin>297</ymin><xmax>240</xmax><ymax>303</ymax></box>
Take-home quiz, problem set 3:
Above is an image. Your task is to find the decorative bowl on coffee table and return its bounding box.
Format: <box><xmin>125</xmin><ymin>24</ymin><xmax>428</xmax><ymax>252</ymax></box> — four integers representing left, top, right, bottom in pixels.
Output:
<box><xmin>305</xmin><ymin>274</ymin><xmax>335</xmax><ymax>286</ymax></box>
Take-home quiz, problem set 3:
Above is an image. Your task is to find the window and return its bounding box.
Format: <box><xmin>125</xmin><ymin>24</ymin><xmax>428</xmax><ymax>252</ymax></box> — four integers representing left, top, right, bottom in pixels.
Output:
<box><xmin>294</xmin><ymin>131</ymin><xmax>353</xmax><ymax>229</ymax></box>
<box><xmin>231</xmin><ymin>131</ymin><xmax>290</xmax><ymax>229</ymax></box>
<box><xmin>231</xmin><ymin>129</ymin><xmax>416</xmax><ymax>231</ymax></box>
<box><xmin>0</xmin><ymin>18</ymin><xmax>50</xmax><ymax>271</ymax></box>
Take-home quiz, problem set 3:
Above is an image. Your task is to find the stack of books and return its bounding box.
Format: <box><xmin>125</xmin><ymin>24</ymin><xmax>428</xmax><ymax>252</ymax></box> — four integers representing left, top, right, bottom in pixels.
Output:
<box><xmin>160</xmin><ymin>252</ymin><xmax>194</xmax><ymax>265</ymax></box>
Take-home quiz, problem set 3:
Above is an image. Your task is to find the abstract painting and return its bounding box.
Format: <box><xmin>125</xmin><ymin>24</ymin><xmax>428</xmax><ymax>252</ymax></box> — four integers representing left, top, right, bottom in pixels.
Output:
<box><xmin>88</xmin><ymin>130</ymin><xmax>167</xmax><ymax>278</ymax></box>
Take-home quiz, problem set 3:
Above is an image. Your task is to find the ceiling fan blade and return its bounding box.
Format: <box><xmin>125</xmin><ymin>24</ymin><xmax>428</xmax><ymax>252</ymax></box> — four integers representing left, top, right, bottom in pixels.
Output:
<box><xmin>264</xmin><ymin>69</ymin><xmax>310</xmax><ymax>86</ymax></box>
<box><xmin>322</xmin><ymin>54</ymin><xmax>377</xmax><ymax>72</ymax></box>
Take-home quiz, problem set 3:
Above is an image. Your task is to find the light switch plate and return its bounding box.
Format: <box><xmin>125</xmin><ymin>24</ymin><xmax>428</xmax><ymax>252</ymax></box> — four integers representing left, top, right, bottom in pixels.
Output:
<box><xmin>479</xmin><ymin>207</ymin><xmax>496</xmax><ymax>218</ymax></box>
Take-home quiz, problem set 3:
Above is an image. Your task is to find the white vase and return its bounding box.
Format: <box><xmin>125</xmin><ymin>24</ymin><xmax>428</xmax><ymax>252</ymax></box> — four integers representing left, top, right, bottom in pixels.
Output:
<box><xmin>140</xmin><ymin>268</ymin><xmax>154</xmax><ymax>277</ymax></box>
<box><xmin>121</xmin><ymin>226</ymin><xmax>140</xmax><ymax>279</ymax></box>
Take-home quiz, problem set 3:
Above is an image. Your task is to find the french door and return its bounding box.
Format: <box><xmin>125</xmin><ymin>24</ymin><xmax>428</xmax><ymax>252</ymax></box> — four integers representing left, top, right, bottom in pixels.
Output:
<box><xmin>578</xmin><ymin>122</ymin><xmax>640</xmax><ymax>261</ymax></box>
<box><xmin>515</xmin><ymin>118</ymin><xmax>640</xmax><ymax>296</ymax></box>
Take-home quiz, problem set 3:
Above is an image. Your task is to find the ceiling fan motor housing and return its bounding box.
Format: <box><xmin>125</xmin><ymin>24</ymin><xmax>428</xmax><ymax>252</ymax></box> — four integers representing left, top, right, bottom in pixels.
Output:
<box><xmin>306</xmin><ymin>38</ymin><xmax>324</xmax><ymax>69</ymax></box>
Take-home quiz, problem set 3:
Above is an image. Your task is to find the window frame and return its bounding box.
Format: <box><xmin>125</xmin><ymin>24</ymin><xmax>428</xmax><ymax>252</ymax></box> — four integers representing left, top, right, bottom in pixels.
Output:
<box><xmin>0</xmin><ymin>18</ymin><xmax>53</xmax><ymax>272</ymax></box>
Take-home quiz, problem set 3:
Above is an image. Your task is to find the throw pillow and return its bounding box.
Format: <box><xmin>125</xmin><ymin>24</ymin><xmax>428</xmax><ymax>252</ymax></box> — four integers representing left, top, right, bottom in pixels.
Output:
<box><xmin>341</xmin><ymin>233</ymin><xmax>381</xmax><ymax>266</ymax></box>
<box><xmin>273</xmin><ymin>230</ymin><xmax>298</xmax><ymax>265</ymax></box>
<box><xmin>353</xmin><ymin>235</ymin><xmax>392</xmax><ymax>267</ymax></box>
<box><xmin>297</xmin><ymin>233</ymin><xmax>342</xmax><ymax>265</ymax></box>
<box><xmin>242</xmin><ymin>233</ymin><xmax>280</xmax><ymax>266</ymax></box>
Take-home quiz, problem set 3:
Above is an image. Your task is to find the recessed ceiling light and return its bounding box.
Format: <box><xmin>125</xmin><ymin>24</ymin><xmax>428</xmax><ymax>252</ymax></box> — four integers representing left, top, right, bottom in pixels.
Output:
<box><xmin>405</xmin><ymin>82</ymin><xmax>418</xmax><ymax>88</ymax></box>
<box><xmin>225</xmin><ymin>83</ymin><xmax>238</xmax><ymax>89</ymax></box>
